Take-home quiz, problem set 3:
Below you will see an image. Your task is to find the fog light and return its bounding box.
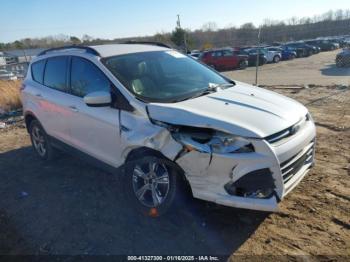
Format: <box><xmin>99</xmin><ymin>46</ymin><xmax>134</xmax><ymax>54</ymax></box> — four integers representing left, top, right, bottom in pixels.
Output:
<box><xmin>224</xmin><ymin>168</ymin><xmax>276</xmax><ymax>199</ymax></box>
<box><xmin>242</xmin><ymin>188</ymin><xmax>274</xmax><ymax>199</ymax></box>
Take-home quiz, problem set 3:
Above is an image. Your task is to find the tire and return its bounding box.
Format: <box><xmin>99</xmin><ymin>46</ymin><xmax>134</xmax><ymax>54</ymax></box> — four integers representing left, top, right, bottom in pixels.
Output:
<box><xmin>290</xmin><ymin>54</ymin><xmax>296</xmax><ymax>60</ymax></box>
<box><xmin>273</xmin><ymin>55</ymin><xmax>280</xmax><ymax>63</ymax></box>
<box><xmin>29</xmin><ymin>120</ymin><xmax>56</xmax><ymax>161</ymax></box>
<box><xmin>238</xmin><ymin>60</ymin><xmax>247</xmax><ymax>69</ymax></box>
<box><xmin>123</xmin><ymin>155</ymin><xmax>185</xmax><ymax>217</ymax></box>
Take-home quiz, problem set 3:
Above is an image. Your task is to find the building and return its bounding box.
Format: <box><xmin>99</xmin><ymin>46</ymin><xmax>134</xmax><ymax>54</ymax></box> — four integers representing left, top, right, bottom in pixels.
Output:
<box><xmin>2</xmin><ymin>48</ymin><xmax>45</xmax><ymax>63</ymax></box>
<box><xmin>0</xmin><ymin>48</ymin><xmax>45</xmax><ymax>78</ymax></box>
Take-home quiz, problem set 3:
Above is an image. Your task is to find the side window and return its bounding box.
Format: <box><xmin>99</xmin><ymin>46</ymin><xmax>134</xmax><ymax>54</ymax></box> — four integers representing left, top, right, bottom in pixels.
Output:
<box><xmin>44</xmin><ymin>56</ymin><xmax>68</xmax><ymax>92</ymax></box>
<box><xmin>70</xmin><ymin>57</ymin><xmax>110</xmax><ymax>97</ymax></box>
<box><xmin>223</xmin><ymin>50</ymin><xmax>233</xmax><ymax>56</ymax></box>
<box><xmin>31</xmin><ymin>59</ymin><xmax>46</xmax><ymax>84</ymax></box>
<box><xmin>214</xmin><ymin>51</ymin><xmax>222</xmax><ymax>57</ymax></box>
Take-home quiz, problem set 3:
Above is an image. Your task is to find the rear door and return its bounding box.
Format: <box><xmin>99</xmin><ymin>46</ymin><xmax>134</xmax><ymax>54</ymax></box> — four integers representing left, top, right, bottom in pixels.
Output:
<box><xmin>66</xmin><ymin>56</ymin><xmax>121</xmax><ymax>167</ymax></box>
<box><xmin>212</xmin><ymin>51</ymin><xmax>223</xmax><ymax>69</ymax></box>
<box><xmin>221</xmin><ymin>49</ymin><xmax>237</xmax><ymax>69</ymax></box>
<box><xmin>40</xmin><ymin>56</ymin><xmax>72</xmax><ymax>143</ymax></box>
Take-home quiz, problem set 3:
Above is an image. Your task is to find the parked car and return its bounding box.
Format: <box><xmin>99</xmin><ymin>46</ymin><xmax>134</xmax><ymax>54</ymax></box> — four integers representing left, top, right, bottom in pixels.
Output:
<box><xmin>0</xmin><ymin>69</ymin><xmax>17</xmax><ymax>80</ymax></box>
<box><xmin>238</xmin><ymin>48</ymin><xmax>268</xmax><ymax>66</ymax></box>
<box><xmin>22</xmin><ymin>44</ymin><xmax>316</xmax><ymax>215</ymax></box>
<box><xmin>258</xmin><ymin>48</ymin><xmax>282</xmax><ymax>63</ymax></box>
<box><xmin>336</xmin><ymin>48</ymin><xmax>350</xmax><ymax>67</ymax></box>
<box><xmin>283</xmin><ymin>43</ymin><xmax>314</xmax><ymax>57</ymax></box>
<box><xmin>305</xmin><ymin>40</ymin><xmax>338</xmax><ymax>51</ymax></box>
<box><xmin>199</xmin><ymin>48</ymin><xmax>249</xmax><ymax>70</ymax></box>
<box><xmin>267</xmin><ymin>47</ymin><xmax>296</xmax><ymax>60</ymax></box>
<box><xmin>189</xmin><ymin>50</ymin><xmax>201</xmax><ymax>59</ymax></box>
<box><xmin>326</xmin><ymin>38</ymin><xmax>341</xmax><ymax>49</ymax></box>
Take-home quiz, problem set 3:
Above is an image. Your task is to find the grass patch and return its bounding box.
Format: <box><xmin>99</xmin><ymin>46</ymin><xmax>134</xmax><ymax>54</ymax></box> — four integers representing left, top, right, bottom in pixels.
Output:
<box><xmin>0</xmin><ymin>80</ymin><xmax>22</xmax><ymax>113</ymax></box>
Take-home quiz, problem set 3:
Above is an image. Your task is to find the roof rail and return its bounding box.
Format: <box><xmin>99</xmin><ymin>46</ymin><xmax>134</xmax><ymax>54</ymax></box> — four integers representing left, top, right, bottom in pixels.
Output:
<box><xmin>37</xmin><ymin>45</ymin><xmax>100</xmax><ymax>56</ymax></box>
<box><xmin>122</xmin><ymin>40</ymin><xmax>171</xmax><ymax>49</ymax></box>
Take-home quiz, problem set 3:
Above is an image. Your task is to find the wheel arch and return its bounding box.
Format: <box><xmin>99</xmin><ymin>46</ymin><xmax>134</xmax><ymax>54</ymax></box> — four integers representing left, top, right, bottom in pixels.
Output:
<box><xmin>24</xmin><ymin>111</ymin><xmax>38</xmax><ymax>133</ymax></box>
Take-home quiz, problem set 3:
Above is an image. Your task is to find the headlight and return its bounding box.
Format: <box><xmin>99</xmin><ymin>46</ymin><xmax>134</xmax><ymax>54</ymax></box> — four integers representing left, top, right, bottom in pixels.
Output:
<box><xmin>306</xmin><ymin>112</ymin><xmax>314</xmax><ymax>123</ymax></box>
<box><xmin>172</xmin><ymin>128</ymin><xmax>254</xmax><ymax>154</ymax></box>
<box><xmin>209</xmin><ymin>132</ymin><xmax>254</xmax><ymax>153</ymax></box>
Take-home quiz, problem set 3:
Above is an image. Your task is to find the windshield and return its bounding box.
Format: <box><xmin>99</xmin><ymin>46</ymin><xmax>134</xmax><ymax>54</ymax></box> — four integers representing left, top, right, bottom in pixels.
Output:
<box><xmin>102</xmin><ymin>50</ymin><xmax>230</xmax><ymax>103</ymax></box>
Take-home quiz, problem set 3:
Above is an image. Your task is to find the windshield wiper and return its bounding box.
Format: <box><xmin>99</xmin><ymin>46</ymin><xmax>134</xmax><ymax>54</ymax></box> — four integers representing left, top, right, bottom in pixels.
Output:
<box><xmin>215</xmin><ymin>83</ymin><xmax>235</xmax><ymax>89</ymax></box>
<box><xmin>171</xmin><ymin>82</ymin><xmax>235</xmax><ymax>103</ymax></box>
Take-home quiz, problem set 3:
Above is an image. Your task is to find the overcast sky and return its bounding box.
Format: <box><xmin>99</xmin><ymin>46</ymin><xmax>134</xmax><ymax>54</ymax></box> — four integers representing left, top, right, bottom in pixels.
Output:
<box><xmin>1</xmin><ymin>0</ymin><xmax>349</xmax><ymax>42</ymax></box>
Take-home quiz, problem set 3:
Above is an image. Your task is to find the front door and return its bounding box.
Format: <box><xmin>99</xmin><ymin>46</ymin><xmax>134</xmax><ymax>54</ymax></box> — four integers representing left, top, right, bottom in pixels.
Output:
<box><xmin>66</xmin><ymin>56</ymin><xmax>121</xmax><ymax>167</ymax></box>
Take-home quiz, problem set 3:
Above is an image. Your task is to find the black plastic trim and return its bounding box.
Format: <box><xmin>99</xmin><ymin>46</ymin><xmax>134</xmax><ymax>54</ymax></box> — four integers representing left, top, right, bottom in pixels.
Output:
<box><xmin>38</xmin><ymin>45</ymin><xmax>100</xmax><ymax>57</ymax></box>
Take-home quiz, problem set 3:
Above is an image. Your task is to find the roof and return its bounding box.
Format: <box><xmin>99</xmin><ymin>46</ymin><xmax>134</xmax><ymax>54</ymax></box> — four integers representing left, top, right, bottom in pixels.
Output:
<box><xmin>90</xmin><ymin>44</ymin><xmax>170</xmax><ymax>57</ymax></box>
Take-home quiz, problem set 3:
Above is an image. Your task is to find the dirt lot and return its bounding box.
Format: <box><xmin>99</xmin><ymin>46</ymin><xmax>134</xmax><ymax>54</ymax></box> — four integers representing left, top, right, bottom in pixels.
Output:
<box><xmin>224</xmin><ymin>50</ymin><xmax>350</xmax><ymax>86</ymax></box>
<box><xmin>0</xmin><ymin>52</ymin><xmax>349</xmax><ymax>260</ymax></box>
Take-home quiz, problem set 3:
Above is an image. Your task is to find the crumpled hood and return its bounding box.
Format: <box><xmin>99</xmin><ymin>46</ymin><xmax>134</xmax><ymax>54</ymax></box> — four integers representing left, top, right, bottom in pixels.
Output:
<box><xmin>147</xmin><ymin>82</ymin><xmax>308</xmax><ymax>138</ymax></box>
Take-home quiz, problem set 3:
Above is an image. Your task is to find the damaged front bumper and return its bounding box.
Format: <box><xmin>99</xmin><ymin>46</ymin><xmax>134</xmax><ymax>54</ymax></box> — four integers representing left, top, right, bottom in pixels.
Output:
<box><xmin>174</xmin><ymin>119</ymin><xmax>316</xmax><ymax>212</ymax></box>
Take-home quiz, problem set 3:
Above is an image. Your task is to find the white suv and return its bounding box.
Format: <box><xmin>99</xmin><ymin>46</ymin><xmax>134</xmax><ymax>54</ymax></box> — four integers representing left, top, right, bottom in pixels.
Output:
<box><xmin>21</xmin><ymin>44</ymin><xmax>316</xmax><ymax>216</ymax></box>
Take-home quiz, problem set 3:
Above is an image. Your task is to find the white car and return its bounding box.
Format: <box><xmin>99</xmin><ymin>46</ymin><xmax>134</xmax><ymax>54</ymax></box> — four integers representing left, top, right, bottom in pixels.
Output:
<box><xmin>189</xmin><ymin>50</ymin><xmax>201</xmax><ymax>59</ymax></box>
<box><xmin>0</xmin><ymin>69</ymin><xmax>17</xmax><ymax>80</ymax></box>
<box><xmin>21</xmin><ymin>44</ymin><xmax>316</xmax><ymax>216</ymax></box>
<box><xmin>251</xmin><ymin>48</ymin><xmax>282</xmax><ymax>63</ymax></box>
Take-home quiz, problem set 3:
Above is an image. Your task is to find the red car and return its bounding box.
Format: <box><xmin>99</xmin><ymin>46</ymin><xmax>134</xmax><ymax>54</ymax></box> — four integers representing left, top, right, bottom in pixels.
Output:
<box><xmin>199</xmin><ymin>48</ymin><xmax>248</xmax><ymax>71</ymax></box>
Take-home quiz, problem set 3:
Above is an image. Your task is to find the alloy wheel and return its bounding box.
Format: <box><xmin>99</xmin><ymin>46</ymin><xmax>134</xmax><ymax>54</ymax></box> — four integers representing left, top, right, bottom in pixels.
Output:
<box><xmin>132</xmin><ymin>161</ymin><xmax>170</xmax><ymax>207</ymax></box>
<box><xmin>31</xmin><ymin>125</ymin><xmax>46</xmax><ymax>157</ymax></box>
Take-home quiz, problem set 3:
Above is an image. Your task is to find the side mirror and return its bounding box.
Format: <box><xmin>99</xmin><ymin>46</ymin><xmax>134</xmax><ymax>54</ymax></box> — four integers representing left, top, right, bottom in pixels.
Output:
<box><xmin>83</xmin><ymin>91</ymin><xmax>111</xmax><ymax>107</ymax></box>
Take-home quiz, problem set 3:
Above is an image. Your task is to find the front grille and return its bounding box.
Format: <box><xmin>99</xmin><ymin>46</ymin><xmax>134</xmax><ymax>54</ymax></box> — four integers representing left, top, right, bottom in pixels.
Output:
<box><xmin>266</xmin><ymin>114</ymin><xmax>311</xmax><ymax>145</ymax></box>
<box><xmin>280</xmin><ymin>141</ymin><xmax>314</xmax><ymax>184</ymax></box>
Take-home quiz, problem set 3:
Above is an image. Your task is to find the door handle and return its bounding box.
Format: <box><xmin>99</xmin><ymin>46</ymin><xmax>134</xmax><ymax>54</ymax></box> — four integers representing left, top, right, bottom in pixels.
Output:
<box><xmin>35</xmin><ymin>93</ymin><xmax>42</xmax><ymax>98</ymax></box>
<box><xmin>69</xmin><ymin>106</ymin><xmax>79</xmax><ymax>112</ymax></box>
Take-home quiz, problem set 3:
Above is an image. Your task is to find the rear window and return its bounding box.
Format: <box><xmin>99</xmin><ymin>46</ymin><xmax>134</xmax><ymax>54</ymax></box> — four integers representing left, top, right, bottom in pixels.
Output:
<box><xmin>31</xmin><ymin>59</ymin><xmax>46</xmax><ymax>84</ymax></box>
<box><xmin>43</xmin><ymin>56</ymin><xmax>68</xmax><ymax>92</ymax></box>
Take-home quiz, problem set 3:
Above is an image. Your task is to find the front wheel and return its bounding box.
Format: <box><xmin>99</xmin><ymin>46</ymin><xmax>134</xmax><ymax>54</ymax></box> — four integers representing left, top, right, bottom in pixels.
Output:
<box><xmin>124</xmin><ymin>155</ymin><xmax>185</xmax><ymax>217</ymax></box>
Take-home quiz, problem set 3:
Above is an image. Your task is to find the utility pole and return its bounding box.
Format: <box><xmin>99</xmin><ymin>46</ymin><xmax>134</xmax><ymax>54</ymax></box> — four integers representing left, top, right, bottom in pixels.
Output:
<box><xmin>177</xmin><ymin>14</ymin><xmax>188</xmax><ymax>53</ymax></box>
<box><xmin>177</xmin><ymin>14</ymin><xmax>181</xmax><ymax>28</ymax></box>
<box><xmin>255</xmin><ymin>26</ymin><xmax>262</xmax><ymax>86</ymax></box>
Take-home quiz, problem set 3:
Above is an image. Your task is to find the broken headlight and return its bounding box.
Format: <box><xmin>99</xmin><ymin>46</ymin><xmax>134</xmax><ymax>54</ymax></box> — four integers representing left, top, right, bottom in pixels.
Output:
<box><xmin>172</xmin><ymin>127</ymin><xmax>254</xmax><ymax>154</ymax></box>
<box><xmin>209</xmin><ymin>132</ymin><xmax>254</xmax><ymax>153</ymax></box>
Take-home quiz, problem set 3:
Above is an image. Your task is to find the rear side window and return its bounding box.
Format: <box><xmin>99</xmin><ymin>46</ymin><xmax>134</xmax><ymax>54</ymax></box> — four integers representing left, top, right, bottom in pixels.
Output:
<box><xmin>70</xmin><ymin>57</ymin><xmax>110</xmax><ymax>97</ymax></box>
<box><xmin>223</xmin><ymin>50</ymin><xmax>233</xmax><ymax>56</ymax></box>
<box><xmin>43</xmin><ymin>56</ymin><xmax>68</xmax><ymax>92</ymax></box>
<box><xmin>31</xmin><ymin>60</ymin><xmax>46</xmax><ymax>84</ymax></box>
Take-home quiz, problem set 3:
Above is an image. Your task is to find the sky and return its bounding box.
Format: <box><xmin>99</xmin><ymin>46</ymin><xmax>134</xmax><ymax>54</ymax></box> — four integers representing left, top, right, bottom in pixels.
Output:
<box><xmin>1</xmin><ymin>0</ymin><xmax>349</xmax><ymax>42</ymax></box>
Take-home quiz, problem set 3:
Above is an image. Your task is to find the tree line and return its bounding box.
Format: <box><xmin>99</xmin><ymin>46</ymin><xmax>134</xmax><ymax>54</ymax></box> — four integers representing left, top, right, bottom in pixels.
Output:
<box><xmin>1</xmin><ymin>9</ymin><xmax>350</xmax><ymax>51</ymax></box>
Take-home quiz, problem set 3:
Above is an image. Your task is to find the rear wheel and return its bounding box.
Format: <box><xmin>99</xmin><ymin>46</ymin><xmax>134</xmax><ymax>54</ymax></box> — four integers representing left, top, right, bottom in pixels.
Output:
<box><xmin>238</xmin><ymin>60</ymin><xmax>247</xmax><ymax>69</ymax></box>
<box><xmin>29</xmin><ymin>120</ymin><xmax>55</xmax><ymax>161</ymax></box>
<box><xmin>273</xmin><ymin>55</ymin><xmax>280</xmax><ymax>63</ymax></box>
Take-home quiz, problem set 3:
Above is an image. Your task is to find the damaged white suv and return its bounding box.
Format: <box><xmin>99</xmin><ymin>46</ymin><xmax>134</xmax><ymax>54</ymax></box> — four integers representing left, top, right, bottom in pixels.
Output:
<box><xmin>22</xmin><ymin>43</ymin><xmax>316</xmax><ymax>216</ymax></box>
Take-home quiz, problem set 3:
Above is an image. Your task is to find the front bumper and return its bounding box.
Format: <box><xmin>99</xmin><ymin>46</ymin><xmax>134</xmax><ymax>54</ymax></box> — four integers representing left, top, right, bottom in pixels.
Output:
<box><xmin>176</xmin><ymin>119</ymin><xmax>316</xmax><ymax>212</ymax></box>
